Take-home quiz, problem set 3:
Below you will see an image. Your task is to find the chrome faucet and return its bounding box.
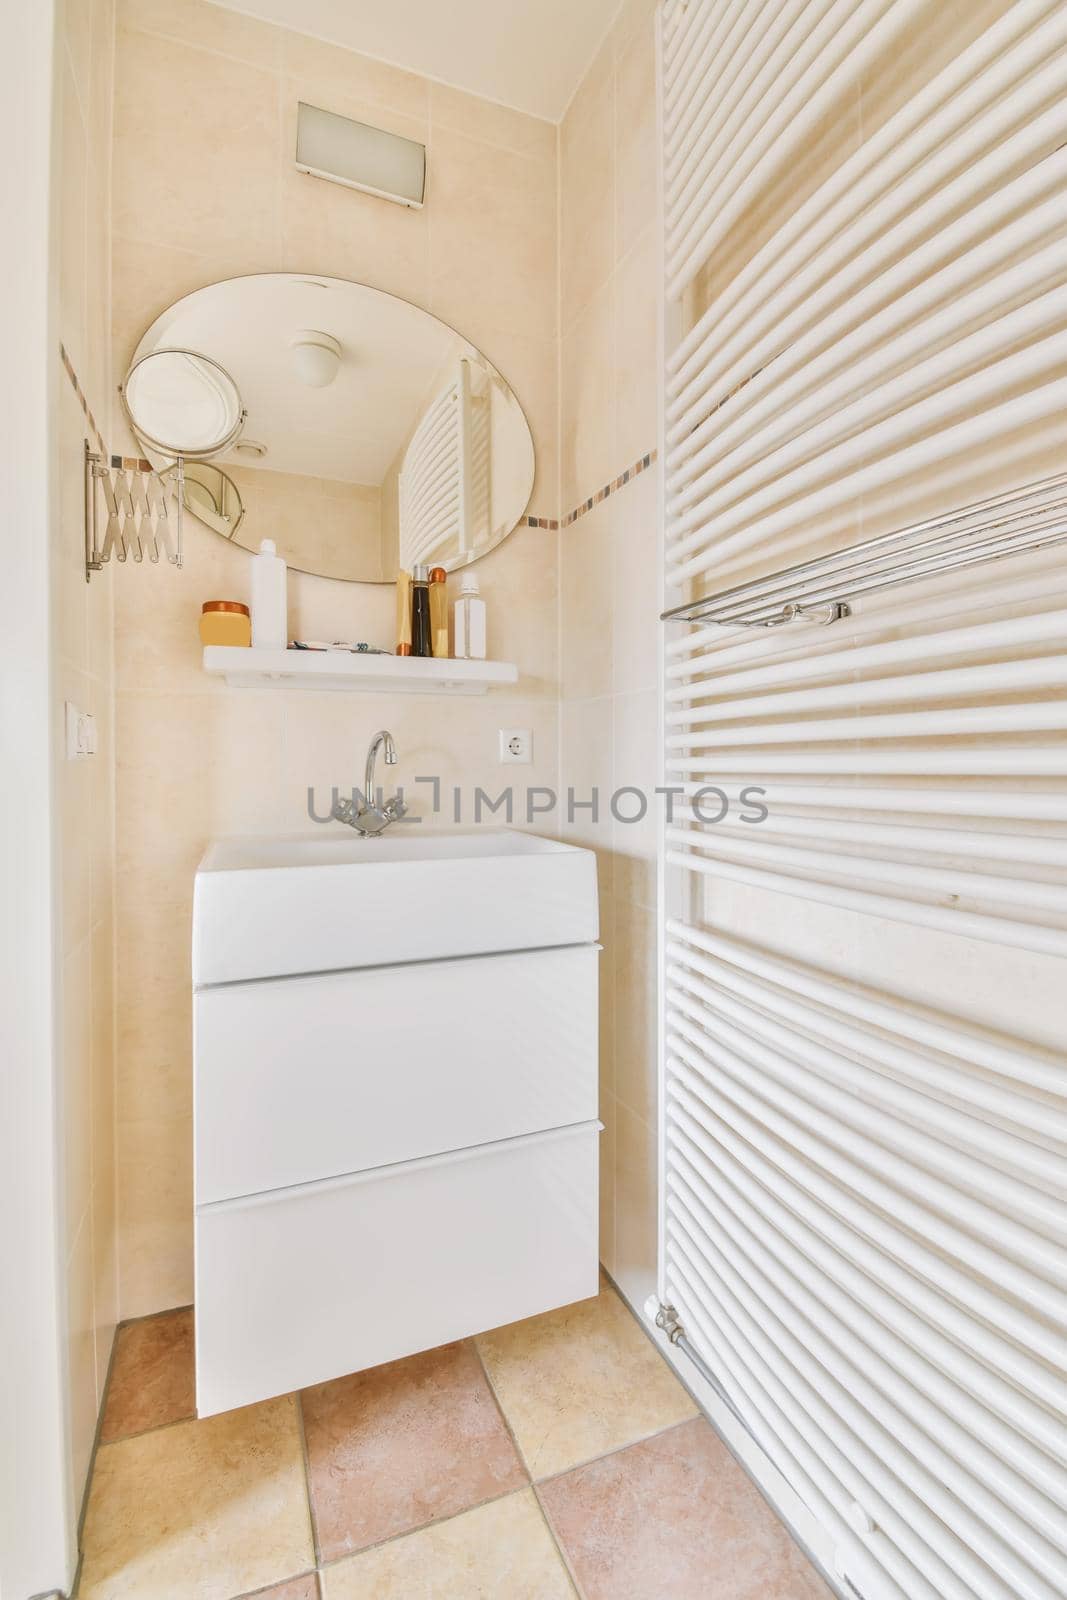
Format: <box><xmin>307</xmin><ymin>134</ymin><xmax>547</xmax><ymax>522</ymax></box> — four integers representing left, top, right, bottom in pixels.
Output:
<box><xmin>332</xmin><ymin>729</ymin><xmax>408</xmax><ymax>835</ymax></box>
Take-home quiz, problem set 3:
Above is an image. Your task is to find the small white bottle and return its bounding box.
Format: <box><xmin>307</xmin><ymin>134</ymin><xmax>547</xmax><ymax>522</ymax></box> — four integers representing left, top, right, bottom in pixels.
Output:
<box><xmin>453</xmin><ymin>571</ymin><xmax>487</xmax><ymax>660</ymax></box>
<box><xmin>250</xmin><ymin>538</ymin><xmax>288</xmax><ymax>649</ymax></box>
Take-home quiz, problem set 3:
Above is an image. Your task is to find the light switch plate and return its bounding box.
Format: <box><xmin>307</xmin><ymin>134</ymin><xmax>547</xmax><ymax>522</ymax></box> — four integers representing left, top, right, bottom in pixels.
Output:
<box><xmin>65</xmin><ymin>701</ymin><xmax>96</xmax><ymax>760</ymax></box>
<box><xmin>499</xmin><ymin>728</ymin><xmax>532</xmax><ymax>764</ymax></box>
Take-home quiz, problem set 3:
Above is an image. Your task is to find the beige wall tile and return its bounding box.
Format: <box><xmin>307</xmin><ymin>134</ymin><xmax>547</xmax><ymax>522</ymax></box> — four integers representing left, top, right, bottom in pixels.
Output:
<box><xmin>559</xmin><ymin>697</ymin><xmax>615</xmax><ymax>895</ymax></box>
<box><xmin>613</xmin><ymin>900</ymin><xmax>657</xmax><ymax>1124</ymax></box>
<box><xmin>280</xmin><ymin>26</ymin><xmax>428</xmax><ymax>119</ymax></box>
<box><xmin>598</xmin><ymin>1089</ymin><xmax>617</xmax><ymax>1277</ymax></box>
<box><xmin>612</xmin><ymin>688</ymin><xmax>658</xmax><ymax>910</ymax></box>
<box><xmin>63</xmin><ymin>939</ymin><xmax>95</xmax><ymax>1247</ymax></box>
<box><xmin>117</xmin><ymin>1114</ymin><xmax>194</xmax><ymax>1316</ymax></box>
<box><xmin>560</xmin><ymin>281</ymin><xmax>616</xmax><ymax>513</ymax></box>
<box><xmin>614</xmin><ymin>22</ymin><xmax>657</xmax><ymax>261</ymax></box>
<box><xmin>59</xmin><ymin>54</ymin><xmax>88</xmax><ymax>382</ymax></box>
<box><xmin>430</xmin><ymin>81</ymin><xmax>556</xmax><ymax>162</ymax></box>
<box><xmin>428</xmin><ymin>128</ymin><xmax>556</xmax><ymax>347</ymax></box>
<box><xmin>558</xmin><ymin>5</ymin><xmax>660</xmax><ymax>1316</ymax></box>
<box><xmin>113</xmin><ymin>29</ymin><xmax>281</xmax><ymax>257</ymax></box>
<box><xmin>560</xmin><ymin>38</ymin><xmax>614</xmax><ymax>330</ymax></box>
<box><xmin>55</xmin><ymin>381</ymin><xmax>90</xmax><ymax>671</ymax></box>
<box><xmin>614</xmin><ymin>1100</ymin><xmax>658</xmax><ymax>1307</ymax></box>
<box><xmin>119</xmin><ymin>0</ymin><xmax>283</xmax><ymax>67</ymax></box>
<box><xmin>66</xmin><ymin>1216</ymin><xmax>99</xmax><ymax>1508</ymax></box>
<box><xmin>278</xmin><ymin>137</ymin><xmax>431</xmax><ymax>307</ymax></box>
<box><xmin>561</xmin><ymin>499</ymin><xmax>615</xmax><ymax>700</ymax></box>
<box><xmin>614</xmin><ymin>227</ymin><xmax>658</xmax><ymax>469</ymax></box>
<box><xmin>611</xmin><ymin>465</ymin><xmax>659</xmax><ymax>695</ymax></box>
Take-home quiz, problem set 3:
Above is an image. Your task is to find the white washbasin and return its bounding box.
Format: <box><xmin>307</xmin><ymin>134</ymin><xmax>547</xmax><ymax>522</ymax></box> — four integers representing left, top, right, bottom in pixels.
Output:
<box><xmin>193</xmin><ymin>827</ymin><xmax>599</xmax><ymax>984</ymax></box>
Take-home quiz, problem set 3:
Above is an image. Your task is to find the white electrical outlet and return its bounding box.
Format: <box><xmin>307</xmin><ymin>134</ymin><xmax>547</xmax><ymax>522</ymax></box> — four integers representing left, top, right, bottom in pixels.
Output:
<box><xmin>499</xmin><ymin>728</ymin><xmax>532</xmax><ymax>764</ymax></box>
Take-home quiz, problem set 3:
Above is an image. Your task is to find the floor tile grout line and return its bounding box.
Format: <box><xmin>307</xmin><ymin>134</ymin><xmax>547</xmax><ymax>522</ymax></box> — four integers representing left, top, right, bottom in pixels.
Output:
<box><xmin>97</xmin><ymin>1414</ymin><xmax>197</xmax><ymax>1452</ymax></box>
<box><xmin>470</xmin><ymin>1334</ymin><xmax>534</xmax><ymax>1481</ymax></box>
<box><xmin>531</xmin><ymin>1482</ymin><xmax>585</xmax><ymax>1600</ymax></box>
<box><xmin>294</xmin><ymin>1390</ymin><xmax>322</xmax><ymax>1570</ymax></box>
<box><xmin>467</xmin><ymin>1344</ymin><xmax>583</xmax><ymax>1598</ymax></box>
<box><xmin>313</xmin><ymin>1479</ymin><xmax>533</xmax><ymax>1572</ymax></box>
<box><xmin>532</xmin><ymin>1412</ymin><xmax>702</xmax><ymax>1489</ymax></box>
<box><xmin>231</xmin><ymin>1568</ymin><xmax>319</xmax><ymax>1600</ymax></box>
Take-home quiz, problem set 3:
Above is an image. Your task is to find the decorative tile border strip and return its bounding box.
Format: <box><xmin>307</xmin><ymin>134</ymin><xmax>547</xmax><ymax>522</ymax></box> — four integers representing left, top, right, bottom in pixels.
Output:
<box><xmin>563</xmin><ymin>448</ymin><xmax>658</xmax><ymax>528</ymax></box>
<box><xmin>65</xmin><ymin>344</ymin><xmax>657</xmax><ymax>544</ymax></box>
<box><xmin>60</xmin><ymin>342</ymin><xmax>108</xmax><ymax>457</ymax></box>
<box><xmin>519</xmin><ymin>448</ymin><xmax>659</xmax><ymax>535</ymax></box>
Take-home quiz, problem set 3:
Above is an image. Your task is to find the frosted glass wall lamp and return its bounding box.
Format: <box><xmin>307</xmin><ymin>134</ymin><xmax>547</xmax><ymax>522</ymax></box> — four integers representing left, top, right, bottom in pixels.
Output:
<box><xmin>295</xmin><ymin>101</ymin><xmax>426</xmax><ymax>208</ymax></box>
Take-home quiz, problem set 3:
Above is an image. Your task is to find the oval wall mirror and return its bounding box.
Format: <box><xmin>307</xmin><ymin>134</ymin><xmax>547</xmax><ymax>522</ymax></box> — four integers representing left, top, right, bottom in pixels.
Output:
<box><xmin>127</xmin><ymin>274</ymin><xmax>536</xmax><ymax>584</ymax></box>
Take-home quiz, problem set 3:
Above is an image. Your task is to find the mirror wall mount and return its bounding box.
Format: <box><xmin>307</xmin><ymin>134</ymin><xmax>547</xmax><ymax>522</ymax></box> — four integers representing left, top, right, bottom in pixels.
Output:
<box><xmin>163</xmin><ymin>461</ymin><xmax>245</xmax><ymax>542</ymax></box>
<box><xmin>85</xmin><ymin>442</ymin><xmax>184</xmax><ymax>581</ymax></box>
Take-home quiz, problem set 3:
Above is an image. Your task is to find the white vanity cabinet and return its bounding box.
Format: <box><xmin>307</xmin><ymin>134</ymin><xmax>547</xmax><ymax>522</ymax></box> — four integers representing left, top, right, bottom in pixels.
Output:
<box><xmin>192</xmin><ymin>828</ymin><xmax>600</xmax><ymax>1417</ymax></box>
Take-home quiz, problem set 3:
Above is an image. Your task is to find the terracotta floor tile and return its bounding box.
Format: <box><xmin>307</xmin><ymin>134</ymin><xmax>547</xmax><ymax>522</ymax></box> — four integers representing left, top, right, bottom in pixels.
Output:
<box><xmin>301</xmin><ymin>1340</ymin><xmax>527</xmax><ymax>1562</ymax></box>
<box><xmin>539</xmin><ymin>1417</ymin><xmax>835</xmax><ymax>1600</ymax></box>
<box><xmin>79</xmin><ymin>1396</ymin><xmax>314</xmax><ymax>1600</ymax></box>
<box><xmin>100</xmin><ymin>1307</ymin><xmax>195</xmax><ymax>1443</ymax></box>
<box><xmin>321</xmin><ymin>1489</ymin><xmax>575</xmax><ymax>1599</ymax></box>
<box><xmin>476</xmin><ymin>1281</ymin><xmax>696</xmax><ymax>1478</ymax></box>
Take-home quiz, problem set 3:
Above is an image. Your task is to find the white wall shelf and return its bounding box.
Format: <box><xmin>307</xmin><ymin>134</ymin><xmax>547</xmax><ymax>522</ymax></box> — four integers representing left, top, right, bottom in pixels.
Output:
<box><xmin>202</xmin><ymin>646</ymin><xmax>518</xmax><ymax>695</ymax></box>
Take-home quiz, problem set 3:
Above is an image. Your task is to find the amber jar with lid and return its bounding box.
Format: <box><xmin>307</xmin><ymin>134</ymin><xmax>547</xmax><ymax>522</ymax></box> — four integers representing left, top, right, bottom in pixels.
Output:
<box><xmin>200</xmin><ymin>600</ymin><xmax>251</xmax><ymax>647</ymax></box>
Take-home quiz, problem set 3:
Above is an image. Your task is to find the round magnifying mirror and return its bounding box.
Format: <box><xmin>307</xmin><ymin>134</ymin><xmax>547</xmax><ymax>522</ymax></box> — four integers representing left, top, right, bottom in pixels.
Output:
<box><xmin>121</xmin><ymin>348</ymin><xmax>246</xmax><ymax>460</ymax></box>
<box><xmin>161</xmin><ymin>461</ymin><xmax>245</xmax><ymax>540</ymax></box>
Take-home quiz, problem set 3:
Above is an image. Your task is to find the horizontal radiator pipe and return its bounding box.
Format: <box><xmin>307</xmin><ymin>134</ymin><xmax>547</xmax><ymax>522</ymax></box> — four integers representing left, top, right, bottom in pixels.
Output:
<box><xmin>665</xmin><ymin>1123</ymin><xmax>1067</xmax><ymax>1517</ymax></box>
<box><xmin>666</xmin><ymin>1191</ymin><xmax>1064</xmax><ymax>1600</ymax></box>
<box><xmin>667</xmin><ymin>1005</ymin><xmax>1067</xmax><ymax>1305</ymax></box>
<box><xmin>665</xmin><ymin>0</ymin><xmax>839</xmax><ymax>212</ymax></box>
<box><xmin>675</xmin><ymin>783</ymin><xmax>1067</xmax><ymax>822</ymax></box>
<box><xmin>663</xmin><ymin>1068</ymin><xmax>1067</xmax><ymax>1453</ymax></box>
<box><xmin>667</xmin><ymin>0</ymin><xmax>937</xmax><ymax>294</ymax></box>
<box><xmin>672</xmin><ymin>808</ymin><xmax>1067</xmax><ymax>871</ymax></box>
<box><xmin>666</xmin><ymin>379</ymin><xmax>1067</xmax><ymax>583</ymax></box>
<box><xmin>666</xmin><ymin>1190</ymin><xmax>1064</xmax><ymax>1599</ymax></box>
<box><xmin>667</xmin><ymin>59</ymin><xmax>1067</xmax><ymax>433</ymax></box>
<box><xmin>667</xmin><ymin>282</ymin><xmax>1067</xmax><ymax>542</ymax></box>
<box><xmin>666</xmin><ymin>0</ymin><xmax>1067</xmax><ymax>385</ymax></box>
<box><xmin>666</xmin><ymin>959</ymin><xmax>1067</xmax><ymax>1191</ymax></box>
<box><xmin>667</xmin><ymin>1242</ymin><xmax>957</xmax><ymax>1600</ymax></box>
<box><xmin>664</xmin><ymin>918</ymin><xmax>1064</xmax><ymax>1091</ymax></box>
<box><xmin>667</xmin><ymin>212</ymin><xmax>1067</xmax><ymax>490</ymax></box>
<box><xmin>666</xmin><ymin>1038</ymin><xmax>1067</xmax><ymax>1385</ymax></box>
<box><xmin>664</xmin><ymin>1266</ymin><xmax>923</xmax><ymax>1600</ymax></box>
<box><xmin>667</xmin><ymin>649</ymin><xmax>1067</xmax><ymax>723</ymax></box>
<box><xmin>665</xmin><ymin>939</ymin><xmax>1067</xmax><ymax>1144</ymax></box>
<box><xmin>668</xmin><ymin>975</ymin><xmax>1067</xmax><ymax>1249</ymax></box>
<box><xmin>665</xmin><ymin>746</ymin><xmax>1067</xmax><ymax>775</ymax></box>
<box><xmin>665</xmin><ymin>826</ymin><xmax>1067</xmax><ymax>916</ymax></box>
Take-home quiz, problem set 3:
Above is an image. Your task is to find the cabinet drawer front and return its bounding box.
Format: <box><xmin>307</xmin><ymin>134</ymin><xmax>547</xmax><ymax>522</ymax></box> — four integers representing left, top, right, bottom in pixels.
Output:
<box><xmin>195</xmin><ymin>944</ymin><xmax>598</xmax><ymax>1203</ymax></box>
<box><xmin>195</xmin><ymin>1121</ymin><xmax>600</xmax><ymax>1417</ymax></box>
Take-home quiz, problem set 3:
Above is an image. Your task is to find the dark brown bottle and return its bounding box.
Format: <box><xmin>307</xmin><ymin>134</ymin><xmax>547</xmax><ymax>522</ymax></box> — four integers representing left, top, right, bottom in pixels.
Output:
<box><xmin>411</xmin><ymin>565</ymin><xmax>432</xmax><ymax>657</ymax></box>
